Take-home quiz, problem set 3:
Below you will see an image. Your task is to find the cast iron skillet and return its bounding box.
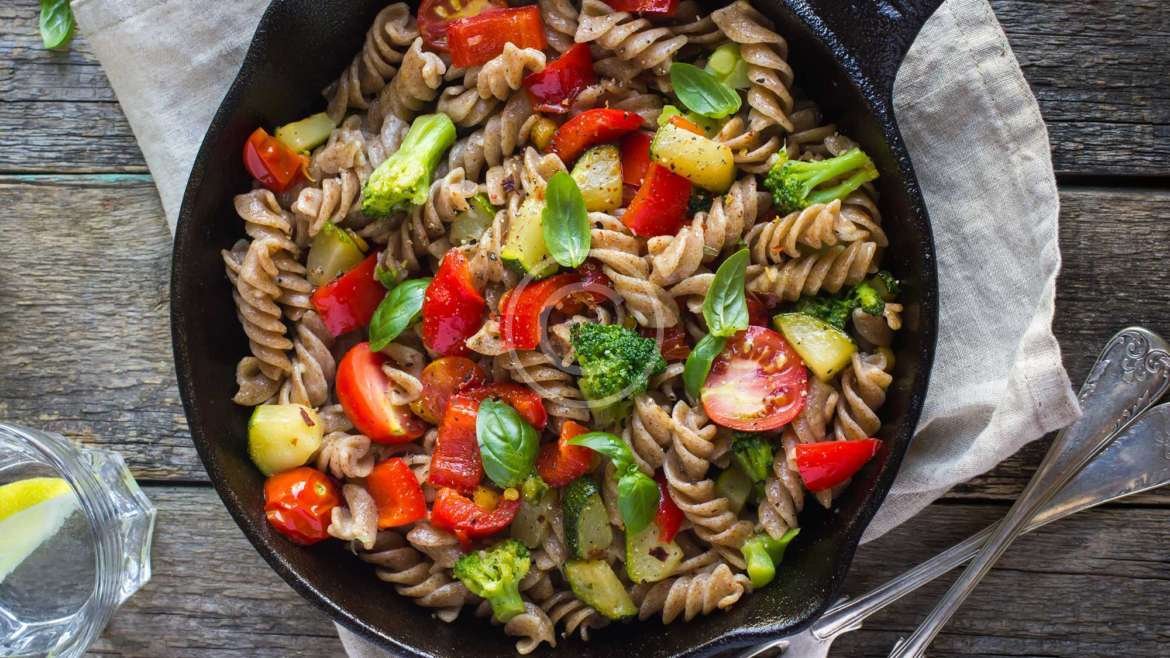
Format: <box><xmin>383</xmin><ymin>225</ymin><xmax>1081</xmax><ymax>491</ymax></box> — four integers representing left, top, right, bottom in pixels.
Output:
<box><xmin>172</xmin><ymin>1</ymin><xmax>941</xmax><ymax>655</ymax></box>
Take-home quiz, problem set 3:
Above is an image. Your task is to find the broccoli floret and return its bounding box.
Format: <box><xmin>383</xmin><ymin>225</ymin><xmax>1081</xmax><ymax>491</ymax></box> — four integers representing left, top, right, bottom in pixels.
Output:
<box><xmin>521</xmin><ymin>473</ymin><xmax>548</xmax><ymax>503</ymax></box>
<box><xmin>361</xmin><ymin>113</ymin><xmax>456</xmax><ymax>217</ymax></box>
<box><xmin>731</xmin><ymin>433</ymin><xmax>774</xmax><ymax>484</ymax></box>
<box><xmin>741</xmin><ymin>529</ymin><xmax>800</xmax><ymax>588</ymax></box>
<box><xmin>764</xmin><ymin>148</ymin><xmax>879</xmax><ymax>215</ymax></box>
<box><xmin>453</xmin><ymin>539</ymin><xmax>531</xmax><ymax>622</ymax></box>
<box><xmin>570</xmin><ymin>323</ymin><xmax>667</xmax><ymax>427</ymax></box>
<box><xmin>792</xmin><ymin>271</ymin><xmax>900</xmax><ymax>330</ymax></box>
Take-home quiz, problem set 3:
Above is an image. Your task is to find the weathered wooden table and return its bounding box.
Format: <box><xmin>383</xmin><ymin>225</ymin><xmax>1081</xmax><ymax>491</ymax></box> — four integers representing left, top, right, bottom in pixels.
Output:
<box><xmin>2</xmin><ymin>1</ymin><xmax>1168</xmax><ymax>655</ymax></box>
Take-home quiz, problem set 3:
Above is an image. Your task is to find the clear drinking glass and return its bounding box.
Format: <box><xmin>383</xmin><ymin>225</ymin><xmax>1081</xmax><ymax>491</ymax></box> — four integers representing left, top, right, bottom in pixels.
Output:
<box><xmin>0</xmin><ymin>424</ymin><xmax>155</xmax><ymax>657</ymax></box>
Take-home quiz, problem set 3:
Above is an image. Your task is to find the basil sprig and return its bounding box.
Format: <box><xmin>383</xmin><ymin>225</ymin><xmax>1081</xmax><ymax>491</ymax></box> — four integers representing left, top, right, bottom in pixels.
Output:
<box><xmin>568</xmin><ymin>431</ymin><xmax>659</xmax><ymax>533</ymax></box>
<box><xmin>702</xmin><ymin>248</ymin><xmax>750</xmax><ymax>337</ymax></box>
<box><xmin>683</xmin><ymin>334</ymin><xmax>728</xmax><ymax>400</ymax></box>
<box><xmin>670</xmin><ymin>63</ymin><xmax>742</xmax><ymax>119</ymax></box>
<box><xmin>39</xmin><ymin>0</ymin><xmax>74</xmax><ymax>50</ymax></box>
<box><xmin>542</xmin><ymin>172</ymin><xmax>591</xmax><ymax>268</ymax></box>
<box><xmin>477</xmin><ymin>399</ymin><xmax>539</xmax><ymax>488</ymax></box>
<box><xmin>369</xmin><ymin>278</ymin><xmax>430</xmax><ymax>351</ymax></box>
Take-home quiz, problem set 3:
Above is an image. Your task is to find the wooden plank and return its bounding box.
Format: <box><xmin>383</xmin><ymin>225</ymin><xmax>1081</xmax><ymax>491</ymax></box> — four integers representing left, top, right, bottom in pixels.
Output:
<box><xmin>0</xmin><ymin>0</ymin><xmax>1166</xmax><ymax>176</ymax></box>
<box><xmin>0</xmin><ymin>101</ymin><xmax>146</xmax><ymax>172</ymax></box>
<box><xmin>4</xmin><ymin>177</ymin><xmax>1170</xmax><ymax>499</ymax></box>
<box><xmin>92</xmin><ymin>489</ymin><xmax>1170</xmax><ymax>657</ymax></box>
<box><xmin>89</xmin><ymin>487</ymin><xmax>340</xmax><ymax>657</ymax></box>
<box><xmin>0</xmin><ymin>174</ymin><xmax>192</xmax><ymax>481</ymax></box>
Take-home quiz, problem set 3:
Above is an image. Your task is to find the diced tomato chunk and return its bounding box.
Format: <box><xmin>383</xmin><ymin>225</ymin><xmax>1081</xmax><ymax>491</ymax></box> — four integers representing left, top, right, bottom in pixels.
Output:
<box><xmin>336</xmin><ymin>342</ymin><xmax>428</xmax><ymax>444</ymax></box>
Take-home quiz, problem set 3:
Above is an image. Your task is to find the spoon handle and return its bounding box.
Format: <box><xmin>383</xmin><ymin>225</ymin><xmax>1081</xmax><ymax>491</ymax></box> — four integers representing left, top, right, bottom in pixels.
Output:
<box><xmin>813</xmin><ymin>402</ymin><xmax>1170</xmax><ymax>640</ymax></box>
<box><xmin>890</xmin><ymin>327</ymin><xmax>1170</xmax><ymax>657</ymax></box>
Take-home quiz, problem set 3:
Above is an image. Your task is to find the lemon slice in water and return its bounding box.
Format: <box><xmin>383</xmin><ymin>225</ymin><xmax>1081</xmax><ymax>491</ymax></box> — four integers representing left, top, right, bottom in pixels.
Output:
<box><xmin>0</xmin><ymin>477</ymin><xmax>78</xmax><ymax>583</ymax></box>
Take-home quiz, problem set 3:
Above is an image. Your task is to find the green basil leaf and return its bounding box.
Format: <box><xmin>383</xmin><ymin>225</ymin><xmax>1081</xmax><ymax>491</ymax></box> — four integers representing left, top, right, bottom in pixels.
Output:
<box><xmin>542</xmin><ymin>172</ymin><xmax>591</xmax><ymax>268</ymax></box>
<box><xmin>684</xmin><ymin>334</ymin><xmax>727</xmax><ymax>400</ymax></box>
<box><xmin>702</xmin><ymin>248</ymin><xmax>750</xmax><ymax>337</ymax></box>
<box><xmin>617</xmin><ymin>466</ymin><xmax>659</xmax><ymax>534</ymax></box>
<box><xmin>39</xmin><ymin>0</ymin><xmax>74</xmax><ymax>50</ymax></box>
<box><xmin>670</xmin><ymin>62</ymin><xmax>742</xmax><ymax>119</ymax></box>
<box><xmin>477</xmin><ymin>399</ymin><xmax>539</xmax><ymax>488</ymax></box>
<box><xmin>567</xmin><ymin>431</ymin><xmax>635</xmax><ymax>472</ymax></box>
<box><xmin>368</xmin><ymin>278</ymin><xmax>430</xmax><ymax>351</ymax></box>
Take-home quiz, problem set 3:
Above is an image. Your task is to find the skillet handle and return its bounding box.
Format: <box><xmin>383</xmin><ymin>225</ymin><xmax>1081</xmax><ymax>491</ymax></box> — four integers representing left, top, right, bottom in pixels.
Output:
<box><xmin>795</xmin><ymin>0</ymin><xmax>945</xmax><ymax>97</ymax></box>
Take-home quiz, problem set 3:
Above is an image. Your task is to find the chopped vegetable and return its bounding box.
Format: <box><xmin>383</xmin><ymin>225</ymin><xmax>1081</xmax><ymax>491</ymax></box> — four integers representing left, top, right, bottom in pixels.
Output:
<box><xmin>620</xmin><ymin>131</ymin><xmax>653</xmax><ymax>188</ymax></box>
<box><xmin>650</xmin><ymin>120</ymin><xmax>736</xmax><ymax>193</ymax></box>
<box><xmin>498</xmin><ymin>273</ymin><xmax>580</xmax><ymax>350</ymax></box>
<box><xmin>310</xmin><ymin>253</ymin><xmax>387</xmax><ymax>336</ymax></box>
<box><xmin>562</xmin><ymin>477</ymin><xmax>613</xmax><ymax>560</ymax></box>
<box><xmin>569</xmin><ymin>322</ymin><xmax>667</xmax><ymax>427</ymax></box>
<box><xmin>570</xmin><ymin>145</ymin><xmax>624</xmax><ymax>213</ymax></box>
<box><xmin>511</xmin><ymin>487</ymin><xmax>555</xmax><ymax>548</ymax></box>
<box><xmin>741</xmin><ymin>529</ymin><xmax>800</xmax><ymax>588</ymax></box>
<box><xmin>247</xmin><ymin>404</ymin><xmax>324</xmax><ymax>476</ymax></box>
<box><xmin>410</xmin><ymin>356</ymin><xmax>489</xmax><ymax>425</ymax></box>
<box><xmin>429</xmin><ymin>395</ymin><xmax>485</xmax><ymax>492</ymax></box>
<box><xmin>764</xmin><ymin>147</ymin><xmax>879</xmax><ymax>215</ymax></box>
<box><xmin>530</xmin><ymin>117</ymin><xmax>559</xmax><ymax>151</ymax></box>
<box><xmin>263</xmin><ymin>467</ymin><xmax>340</xmax><ymax>545</ymax></box>
<box><xmin>791</xmin><ymin>273</ymin><xmax>898</xmax><ymax>330</ymax></box>
<box><xmin>605</xmin><ymin>0</ymin><xmax>679</xmax><ymax>14</ymax></box>
<box><xmin>625</xmin><ymin>522</ymin><xmax>683</xmax><ymax>583</ymax></box>
<box><xmin>448</xmin><ymin>6</ymin><xmax>547</xmax><ymax>67</ymax></box>
<box><xmin>448</xmin><ymin>194</ymin><xmax>498</xmax><ymax>245</ymax></box>
<box><xmin>453</xmin><ymin>539</ymin><xmax>531</xmax><ymax>622</ymax></box>
<box><xmin>701</xmin><ymin>326</ymin><xmax>809</xmax><ymax>431</ymax></box>
<box><xmin>654</xmin><ymin>472</ymin><xmax>684</xmax><ymax>542</ymax></box>
<box><xmin>731</xmin><ymin>432</ymin><xmax>775</xmax><ymax>485</ymax></box>
<box><xmin>773</xmin><ymin>312</ymin><xmax>857</xmax><ymax>381</ymax></box>
<box><xmin>275</xmin><ymin>112</ymin><xmax>336</xmax><ymax>152</ymax></box>
<box><xmin>657</xmin><ymin>105</ymin><xmax>721</xmax><ymax>136</ymax></box>
<box><xmin>621</xmin><ymin>163</ymin><xmax>692</xmax><ymax>237</ymax></box>
<box><xmin>645</xmin><ymin>324</ymin><xmax>691</xmax><ymax>363</ymax></box>
<box><xmin>795</xmin><ymin>439</ymin><xmax>882</xmax><ymax>491</ymax></box>
<box><xmin>524</xmin><ymin>43</ymin><xmax>596</xmax><ymax>113</ymax></box>
<box><xmin>336</xmin><ymin>342</ymin><xmax>428</xmax><ymax>443</ymax></box>
<box><xmin>362</xmin><ymin>114</ymin><xmax>456</xmax><ymax>217</ymax></box>
<box><xmin>564</xmin><ymin>560</ymin><xmax>637</xmax><ymax>620</ymax></box>
<box><xmin>366</xmin><ymin>458</ymin><xmax>427</xmax><ymax>528</ymax></box>
<box><xmin>549</xmin><ymin>109</ymin><xmax>643</xmax><ymax>165</ymax></box>
<box><xmin>421</xmin><ymin>249</ymin><xmax>486</xmax><ymax>356</ymax></box>
<box><xmin>715</xmin><ymin>465</ymin><xmax>753</xmax><ymax>513</ymax></box>
<box><xmin>431</xmin><ymin>487</ymin><xmax>521</xmax><ymax>545</ymax></box>
<box><xmin>500</xmin><ymin>196</ymin><xmax>558</xmax><ymax>278</ymax></box>
<box><xmin>536</xmin><ymin>420</ymin><xmax>597</xmax><ymax>487</ymax></box>
<box><xmin>243</xmin><ymin>127</ymin><xmax>306</xmax><ymax>193</ymax></box>
<box><xmin>306</xmin><ymin>223</ymin><xmax>366</xmax><ymax>286</ymax></box>
<box><xmin>705</xmin><ymin>43</ymin><xmax>751</xmax><ymax>90</ymax></box>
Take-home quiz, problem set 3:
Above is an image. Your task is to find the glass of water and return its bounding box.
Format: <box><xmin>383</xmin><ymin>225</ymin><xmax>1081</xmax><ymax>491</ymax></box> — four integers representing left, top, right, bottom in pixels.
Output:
<box><xmin>0</xmin><ymin>424</ymin><xmax>155</xmax><ymax>658</ymax></box>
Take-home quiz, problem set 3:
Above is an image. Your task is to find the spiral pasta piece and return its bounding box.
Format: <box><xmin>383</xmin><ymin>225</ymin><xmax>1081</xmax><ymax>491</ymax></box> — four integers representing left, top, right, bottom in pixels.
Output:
<box><xmin>223</xmin><ymin>238</ymin><xmax>293</xmax><ymax>383</ymax></box>
<box><xmin>569</xmin><ymin>78</ymin><xmax>663</xmax><ymax>128</ymax></box>
<box><xmin>589</xmin><ymin>213</ymin><xmax>679</xmax><ymax>328</ymax></box>
<box><xmin>759</xmin><ymin>431</ymin><xmax>806</xmax><ymax>537</ymax></box>
<box><xmin>540</xmin><ymin>0</ymin><xmax>579</xmax><ymax>54</ymax></box>
<box><xmin>717</xmin><ymin>115</ymin><xmax>784</xmax><ymax>174</ymax></box>
<box><xmin>663</xmin><ymin>448</ymin><xmax>754</xmax><ymax>551</ymax></box>
<box><xmin>746</xmin><ymin>200</ymin><xmax>848</xmax><ymax>263</ymax></box>
<box><xmin>328</xmin><ymin>484</ymin><xmax>378</xmax><ymax>550</ymax></box>
<box><xmin>449</xmin><ymin>94</ymin><xmax>537</xmax><ymax>180</ymax></box>
<box><xmin>635</xmin><ymin>563</ymin><xmax>751</xmax><ymax>623</ymax></box>
<box><xmin>358</xmin><ymin>532</ymin><xmax>475</xmax><ymax>622</ymax></box>
<box><xmin>324</xmin><ymin>3</ymin><xmax>417</xmax><ymax>122</ymax></box>
<box><xmin>575</xmin><ymin>0</ymin><xmax>687</xmax><ymax>81</ymax></box>
<box><xmin>834</xmin><ymin>351</ymin><xmax>893</xmax><ymax>440</ymax></box>
<box><xmin>539</xmin><ymin>589</ymin><xmax>609</xmax><ymax>640</ymax></box>
<box><xmin>746</xmin><ymin>241</ymin><xmax>878</xmax><ymax>301</ymax></box>
<box><xmin>316</xmin><ymin>428</ymin><xmax>373</xmax><ymax>480</ymax></box>
<box><xmin>281</xmin><ymin>310</ymin><xmax>335</xmax><ymax>408</ymax></box>
<box><xmin>668</xmin><ymin>401</ymin><xmax>721</xmax><ymax>480</ymax></box>
<box><xmin>406</xmin><ymin>522</ymin><xmax>463</xmax><ymax>570</ymax></box>
<box><xmin>505</xmin><ymin>602</ymin><xmax>557</xmax><ymax>654</ymax></box>
<box><xmin>496</xmin><ymin>351</ymin><xmax>592</xmax><ymax>427</ymax></box>
<box><xmin>626</xmin><ymin>394</ymin><xmax>674</xmax><ymax>473</ymax></box>
<box><xmin>371</xmin><ymin>38</ymin><xmax>446</xmax><ymax>125</ymax></box>
<box><xmin>711</xmin><ymin>1</ymin><xmax>795</xmax><ymax>134</ymax></box>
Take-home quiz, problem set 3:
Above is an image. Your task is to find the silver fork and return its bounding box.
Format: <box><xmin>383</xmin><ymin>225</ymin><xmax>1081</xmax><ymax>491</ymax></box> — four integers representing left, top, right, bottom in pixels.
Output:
<box><xmin>740</xmin><ymin>326</ymin><xmax>1170</xmax><ymax>658</ymax></box>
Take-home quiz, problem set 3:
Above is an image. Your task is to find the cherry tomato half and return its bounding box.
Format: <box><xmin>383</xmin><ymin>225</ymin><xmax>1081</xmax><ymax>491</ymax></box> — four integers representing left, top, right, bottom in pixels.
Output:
<box><xmin>418</xmin><ymin>0</ymin><xmax>506</xmax><ymax>51</ymax></box>
<box><xmin>336</xmin><ymin>342</ymin><xmax>428</xmax><ymax>444</ymax></box>
<box><xmin>410</xmin><ymin>356</ymin><xmax>489</xmax><ymax>425</ymax></box>
<box><xmin>263</xmin><ymin>467</ymin><xmax>341</xmax><ymax>545</ymax></box>
<box><xmin>701</xmin><ymin>326</ymin><xmax>809</xmax><ymax>431</ymax></box>
<box><xmin>243</xmin><ymin>128</ymin><xmax>305</xmax><ymax>192</ymax></box>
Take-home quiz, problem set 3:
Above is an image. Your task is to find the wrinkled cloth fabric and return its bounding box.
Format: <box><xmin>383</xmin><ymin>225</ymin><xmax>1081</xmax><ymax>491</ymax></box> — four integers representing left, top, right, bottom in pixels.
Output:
<box><xmin>73</xmin><ymin>0</ymin><xmax>1079</xmax><ymax>652</ymax></box>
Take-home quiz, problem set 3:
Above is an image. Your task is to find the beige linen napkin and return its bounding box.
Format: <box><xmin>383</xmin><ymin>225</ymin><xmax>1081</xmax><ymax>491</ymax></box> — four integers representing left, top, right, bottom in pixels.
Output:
<box><xmin>72</xmin><ymin>0</ymin><xmax>1080</xmax><ymax>651</ymax></box>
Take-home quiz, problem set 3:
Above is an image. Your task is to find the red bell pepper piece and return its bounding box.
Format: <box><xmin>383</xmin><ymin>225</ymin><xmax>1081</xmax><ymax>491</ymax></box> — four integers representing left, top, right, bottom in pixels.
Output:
<box><xmin>336</xmin><ymin>342</ymin><xmax>428</xmax><ymax>444</ymax></box>
<box><xmin>549</xmin><ymin>109</ymin><xmax>643</xmax><ymax>165</ymax></box>
<box><xmin>653</xmin><ymin>471</ymin><xmax>684</xmax><ymax>542</ymax></box>
<box><xmin>499</xmin><ymin>272</ymin><xmax>581</xmax><ymax>350</ymax></box>
<box><xmin>310</xmin><ymin>253</ymin><xmax>386</xmax><ymax>336</ymax></box>
<box><xmin>366</xmin><ymin>458</ymin><xmax>428</xmax><ymax>528</ymax></box>
<box><xmin>428</xmin><ymin>395</ymin><xmax>484</xmax><ymax>492</ymax></box>
<box><xmin>523</xmin><ymin>43</ymin><xmax>596</xmax><ymax>114</ymax></box>
<box><xmin>461</xmin><ymin>383</ymin><xmax>548</xmax><ymax>430</ymax></box>
<box><xmin>622</xmin><ymin>163</ymin><xmax>692</xmax><ymax>237</ymax></box>
<box><xmin>417</xmin><ymin>0</ymin><xmax>506</xmax><ymax>51</ymax></box>
<box><xmin>620</xmin><ymin>131</ymin><xmax>653</xmax><ymax>188</ymax></box>
<box><xmin>243</xmin><ymin>127</ymin><xmax>306</xmax><ymax>193</ymax></box>
<box><xmin>448</xmin><ymin>6</ymin><xmax>547</xmax><ymax>67</ymax></box>
<box><xmin>795</xmin><ymin>438</ymin><xmax>883</xmax><ymax>492</ymax></box>
<box><xmin>536</xmin><ymin>420</ymin><xmax>597</xmax><ymax>487</ymax></box>
<box><xmin>605</xmin><ymin>0</ymin><xmax>679</xmax><ymax>15</ymax></box>
<box><xmin>431</xmin><ymin>487</ymin><xmax>521</xmax><ymax>546</ymax></box>
<box><xmin>422</xmin><ymin>249</ymin><xmax>486</xmax><ymax>356</ymax></box>
<box><xmin>263</xmin><ymin>467</ymin><xmax>341</xmax><ymax>545</ymax></box>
